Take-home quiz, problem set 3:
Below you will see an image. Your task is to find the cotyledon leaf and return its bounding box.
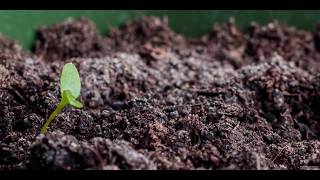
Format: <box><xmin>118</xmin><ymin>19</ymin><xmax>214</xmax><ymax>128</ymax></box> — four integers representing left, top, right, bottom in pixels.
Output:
<box><xmin>65</xmin><ymin>90</ymin><xmax>83</xmax><ymax>108</ymax></box>
<box><xmin>60</xmin><ymin>63</ymin><xmax>81</xmax><ymax>98</ymax></box>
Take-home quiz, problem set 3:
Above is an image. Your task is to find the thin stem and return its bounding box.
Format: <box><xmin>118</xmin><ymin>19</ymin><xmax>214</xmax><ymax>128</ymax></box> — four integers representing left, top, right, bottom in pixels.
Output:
<box><xmin>40</xmin><ymin>100</ymin><xmax>68</xmax><ymax>134</ymax></box>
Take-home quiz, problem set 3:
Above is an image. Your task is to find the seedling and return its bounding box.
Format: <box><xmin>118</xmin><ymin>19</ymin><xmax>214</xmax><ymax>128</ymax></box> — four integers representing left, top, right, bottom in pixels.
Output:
<box><xmin>40</xmin><ymin>63</ymin><xmax>83</xmax><ymax>134</ymax></box>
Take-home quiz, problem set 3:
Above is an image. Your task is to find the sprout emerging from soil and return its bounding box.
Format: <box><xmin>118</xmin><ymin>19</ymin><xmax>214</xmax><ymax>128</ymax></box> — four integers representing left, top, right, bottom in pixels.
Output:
<box><xmin>40</xmin><ymin>63</ymin><xmax>83</xmax><ymax>134</ymax></box>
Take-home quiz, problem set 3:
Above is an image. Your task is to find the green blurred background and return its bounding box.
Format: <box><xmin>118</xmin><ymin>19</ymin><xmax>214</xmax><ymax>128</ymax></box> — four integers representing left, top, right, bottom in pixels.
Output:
<box><xmin>1</xmin><ymin>10</ymin><xmax>320</xmax><ymax>50</ymax></box>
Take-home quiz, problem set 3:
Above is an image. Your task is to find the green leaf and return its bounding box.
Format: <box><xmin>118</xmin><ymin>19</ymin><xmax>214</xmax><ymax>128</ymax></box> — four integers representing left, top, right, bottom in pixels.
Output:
<box><xmin>65</xmin><ymin>90</ymin><xmax>83</xmax><ymax>108</ymax></box>
<box><xmin>69</xmin><ymin>98</ymin><xmax>83</xmax><ymax>108</ymax></box>
<box><xmin>60</xmin><ymin>63</ymin><xmax>81</xmax><ymax>98</ymax></box>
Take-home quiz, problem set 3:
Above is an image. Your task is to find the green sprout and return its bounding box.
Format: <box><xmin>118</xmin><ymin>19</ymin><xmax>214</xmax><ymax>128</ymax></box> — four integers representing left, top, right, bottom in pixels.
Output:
<box><xmin>40</xmin><ymin>63</ymin><xmax>83</xmax><ymax>134</ymax></box>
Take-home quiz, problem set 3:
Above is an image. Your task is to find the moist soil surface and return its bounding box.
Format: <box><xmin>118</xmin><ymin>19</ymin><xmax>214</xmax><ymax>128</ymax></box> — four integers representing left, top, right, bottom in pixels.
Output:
<box><xmin>1</xmin><ymin>16</ymin><xmax>320</xmax><ymax>170</ymax></box>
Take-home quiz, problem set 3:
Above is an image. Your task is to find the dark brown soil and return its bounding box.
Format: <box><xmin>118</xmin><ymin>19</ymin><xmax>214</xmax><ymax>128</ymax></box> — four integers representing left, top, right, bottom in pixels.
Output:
<box><xmin>1</xmin><ymin>16</ymin><xmax>320</xmax><ymax>170</ymax></box>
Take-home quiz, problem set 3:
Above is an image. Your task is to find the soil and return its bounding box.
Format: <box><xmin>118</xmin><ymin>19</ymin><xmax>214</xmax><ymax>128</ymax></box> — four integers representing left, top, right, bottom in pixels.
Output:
<box><xmin>0</xmin><ymin>16</ymin><xmax>320</xmax><ymax>170</ymax></box>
